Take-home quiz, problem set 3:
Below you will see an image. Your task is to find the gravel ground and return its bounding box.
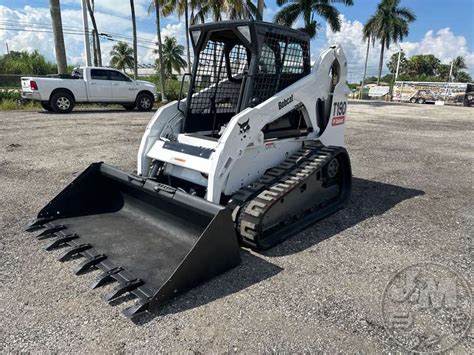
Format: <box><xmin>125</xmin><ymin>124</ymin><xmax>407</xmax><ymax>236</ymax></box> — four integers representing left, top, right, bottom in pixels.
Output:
<box><xmin>0</xmin><ymin>102</ymin><xmax>472</xmax><ymax>353</ymax></box>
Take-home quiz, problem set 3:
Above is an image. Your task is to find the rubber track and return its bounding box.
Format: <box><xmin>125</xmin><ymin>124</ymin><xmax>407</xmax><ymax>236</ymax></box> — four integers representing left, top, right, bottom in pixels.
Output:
<box><xmin>230</xmin><ymin>142</ymin><xmax>343</xmax><ymax>248</ymax></box>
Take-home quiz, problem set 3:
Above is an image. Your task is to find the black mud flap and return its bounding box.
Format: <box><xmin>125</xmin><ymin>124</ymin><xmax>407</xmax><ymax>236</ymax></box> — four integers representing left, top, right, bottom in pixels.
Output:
<box><xmin>26</xmin><ymin>163</ymin><xmax>241</xmax><ymax>319</ymax></box>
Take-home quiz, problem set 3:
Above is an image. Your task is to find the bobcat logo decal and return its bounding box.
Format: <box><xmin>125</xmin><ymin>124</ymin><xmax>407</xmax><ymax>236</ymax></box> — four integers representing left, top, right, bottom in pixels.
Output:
<box><xmin>238</xmin><ymin>118</ymin><xmax>250</xmax><ymax>134</ymax></box>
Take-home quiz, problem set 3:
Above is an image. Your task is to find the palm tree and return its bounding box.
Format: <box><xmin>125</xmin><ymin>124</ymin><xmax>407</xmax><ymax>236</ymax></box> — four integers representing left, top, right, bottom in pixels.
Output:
<box><xmin>247</xmin><ymin>0</ymin><xmax>262</xmax><ymax>20</ymax></box>
<box><xmin>274</xmin><ymin>0</ymin><xmax>353</xmax><ymax>39</ymax></box>
<box><xmin>197</xmin><ymin>0</ymin><xmax>227</xmax><ymax>22</ymax></box>
<box><xmin>451</xmin><ymin>56</ymin><xmax>468</xmax><ymax>80</ymax></box>
<box><xmin>110</xmin><ymin>42</ymin><xmax>134</xmax><ymax>72</ymax></box>
<box><xmin>191</xmin><ymin>0</ymin><xmax>250</xmax><ymax>23</ymax></box>
<box><xmin>149</xmin><ymin>0</ymin><xmax>167</xmax><ymax>102</ymax></box>
<box><xmin>156</xmin><ymin>36</ymin><xmax>187</xmax><ymax>78</ymax></box>
<box><xmin>161</xmin><ymin>0</ymin><xmax>192</xmax><ymax>73</ymax></box>
<box><xmin>364</xmin><ymin>0</ymin><xmax>416</xmax><ymax>85</ymax></box>
<box><xmin>360</xmin><ymin>18</ymin><xmax>378</xmax><ymax>99</ymax></box>
<box><xmin>49</xmin><ymin>0</ymin><xmax>67</xmax><ymax>74</ymax></box>
<box><xmin>86</xmin><ymin>0</ymin><xmax>102</xmax><ymax>66</ymax></box>
<box><xmin>130</xmin><ymin>0</ymin><xmax>138</xmax><ymax>79</ymax></box>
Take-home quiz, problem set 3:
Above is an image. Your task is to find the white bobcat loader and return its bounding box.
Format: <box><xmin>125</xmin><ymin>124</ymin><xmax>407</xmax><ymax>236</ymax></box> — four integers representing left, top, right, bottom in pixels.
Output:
<box><xmin>26</xmin><ymin>20</ymin><xmax>352</xmax><ymax>319</ymax></box>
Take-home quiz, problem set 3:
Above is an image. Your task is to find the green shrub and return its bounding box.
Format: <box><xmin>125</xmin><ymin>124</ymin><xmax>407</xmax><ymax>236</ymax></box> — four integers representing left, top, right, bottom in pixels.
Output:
<box><xmin>0</xmin><ymin>90</ymin><xmax>21</xmax><ymax>101</ymax></box>
<box><xmin>0</xmin><ymin>50</ymin><xmax>56</xmax><ymax>75</ymax></box>
<box><xmin>0</xmin><ymin>99</ymin><xmax>38</xmax><ymax>110</ymax></box>
<box><xmin>164</xmin><ymin>78</ymin><xmax>189</xmax><ymax>101</ymax></box>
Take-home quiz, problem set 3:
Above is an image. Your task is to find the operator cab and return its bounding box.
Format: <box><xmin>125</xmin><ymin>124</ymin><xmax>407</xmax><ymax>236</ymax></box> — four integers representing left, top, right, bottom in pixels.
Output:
<box><xmin>182</xmin><ymin>20</ymin><xmax>311</xmax><ymax>138</ymax></box>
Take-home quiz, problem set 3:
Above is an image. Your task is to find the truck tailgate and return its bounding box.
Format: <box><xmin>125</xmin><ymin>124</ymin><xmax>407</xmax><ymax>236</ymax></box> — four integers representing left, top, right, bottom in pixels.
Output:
<box><xmin>21</xmin><ymin>78</ymin><xmax>32</xmax><ymax>92</ymax></box>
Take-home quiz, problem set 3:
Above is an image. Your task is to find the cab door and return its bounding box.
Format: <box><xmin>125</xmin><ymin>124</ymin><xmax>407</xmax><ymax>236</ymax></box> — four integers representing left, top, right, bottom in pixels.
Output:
<box><xmin>109</xmin><ymin>70</ymin><xmax>137</xmax><ymax>102</ymax></box>
<box><xmin>88</xmin><ymin>69</ymin><xmax>113</xmax><ymax>101</ymax></box>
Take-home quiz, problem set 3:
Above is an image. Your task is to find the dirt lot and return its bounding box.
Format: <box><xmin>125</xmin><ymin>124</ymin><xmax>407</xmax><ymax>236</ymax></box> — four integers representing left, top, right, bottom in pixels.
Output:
<box><xmin>0</xmin><ymin>102</ymin><xmax>473</xmax><ymax>352</ymax></box>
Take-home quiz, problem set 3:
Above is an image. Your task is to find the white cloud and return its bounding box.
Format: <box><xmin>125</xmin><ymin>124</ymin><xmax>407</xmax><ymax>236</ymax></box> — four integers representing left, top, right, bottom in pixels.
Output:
<box><xmin>60</xmin><ymin>0</ymin><xmax>151</xmax><ymax>18</ymax></box>
<box><xmin>402</xmin><ymin>28</ymin><xmax>474</xmax><ymax>71</ymax></box>
<box><xmin>95</xmin><ymin>0</ymin><xmax>151</xmax><ymax>19</ymax></box>
<box><xmin>320</xmin><ymin>15</ymin><xmax>474</xmax><ymax>82</ymax></box>
<box><xmin>138</xmin><ymin>22</ymin><xmax>189</xmax><ymax>65</ymax></box>
<box><xmin>0</xmin><ymin>4</ymin><xmax>169</xmax><ymax>67</ymax></box>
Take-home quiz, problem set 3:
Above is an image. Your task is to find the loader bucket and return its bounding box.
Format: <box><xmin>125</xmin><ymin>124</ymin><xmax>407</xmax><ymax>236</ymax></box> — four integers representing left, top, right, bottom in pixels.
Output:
<box><xmin>26</xmin><ymin>163</ymin><xmax>241</xmax><ymax>319</ymax></box>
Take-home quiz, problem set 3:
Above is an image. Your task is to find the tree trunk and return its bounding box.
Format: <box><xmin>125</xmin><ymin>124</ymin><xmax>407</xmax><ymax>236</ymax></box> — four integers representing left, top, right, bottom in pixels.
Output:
<box><xmin>359</xmin><ymin>38</ymin><xmax>370</xmax><ymax>99</ymax></box>
<box><xmin>257</xmin><ymin>0</ymin><xmax>264</xmax><ymax>20</ymax></box>
<box><xmin>130</xmin><ymin>0</ymin><xmax>138</xmax><ymax>79</ymax></box>
<box><xmin>86</xmin><ymin>0</ymin><xmax>102</xmax><ymax>66</ymax></box>
<box><xmin>184</xmin><ymin>2</ymin><xmax>192</xmax><ymax>73</ymax></box>
<box><xmin>155</xmin><ymin>0</ymin><xmax>167</xmax><ymax>102</ymax></box>
<box><xmin>49</xmin><ymin>0</ymin><xmax>67</xmax><ymax>74</ymax></box>
<box><xmin>377</xmin><ymin>38</ymin><xmax>385</xmax><ymax>85</ymax></box>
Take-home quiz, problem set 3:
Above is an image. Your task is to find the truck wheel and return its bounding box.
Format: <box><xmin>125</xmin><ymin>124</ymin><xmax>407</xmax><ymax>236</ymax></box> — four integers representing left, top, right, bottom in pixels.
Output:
<box><xmin>417</xmin><ymin>98</ymin><xmax>425</xmax><ymax>104</ymax></box>
<box><xmin>41</xmin><ymin>102</ymin><xmax>54</xmax><ymax>112</ymax></box>
<box><xmin>123</xmin><ymin>103</ymin><xmax>136</xmax><ymax>111</ymax></box>
<box><xmin>136</xmin><ymin>93</ymin><xmax>153</xmax><ymax>111</ymax></box>
<box><xmin>409</xmin><ymin>97</ymin><xmax>417</xmax><ymax>103</ymax></box>
<box><xmin>51</xmin><ymin>92</ymin><xmax>75</xmax><ymax>113</ymax></box>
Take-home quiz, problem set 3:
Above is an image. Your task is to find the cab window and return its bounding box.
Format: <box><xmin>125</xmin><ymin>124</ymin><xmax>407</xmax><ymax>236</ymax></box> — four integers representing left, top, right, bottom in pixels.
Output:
<box><xmin>109</xmin><ymin>71</ymin><xmax>131</xmax><ymax>82</ymax></box>
<box><xmin>72</xmin><ymin>68</ymin><xmax>83</xmax><ymax>78</ymax></box>
<box><xmin>91</xmin><ymin>69</ymin><xmax>109</xmax><ymax>80</ymax></box>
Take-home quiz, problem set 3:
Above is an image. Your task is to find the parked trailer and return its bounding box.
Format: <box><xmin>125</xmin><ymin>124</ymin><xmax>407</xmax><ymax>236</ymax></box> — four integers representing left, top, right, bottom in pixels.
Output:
<box><xmin>393</xmin><ymin>81</ymin><xmax>473</xmax><ymax>106</ymax></box>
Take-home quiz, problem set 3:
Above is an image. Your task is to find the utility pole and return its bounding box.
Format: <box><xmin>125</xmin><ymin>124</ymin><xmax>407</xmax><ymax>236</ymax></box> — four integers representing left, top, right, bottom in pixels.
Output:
<box><xmin>448</xmin><ymin>59</ymin><xmax>454</xmax><ymax>82</ymax></box>
<box><xmin>81</xmin><ymin>0</ymin><xmax>92</xmax><ymax>66</ymax></box>
<box><xmin>5</xmin><ymin>41</ymin><xmax>9</xmax><ymax>54</ymax></box>
<box><xmin>86</xmin><ymin>0</ymin><xmax>102</xmax><ymax>67</ymax></box>
<box><xmin>395</xmin><ymin>49</ymin><xmax>402</xmax><ymax>81</ymax></box>
<box><xmin>130</xmin><ymin>0</ymin><xmax>138</xmax><ymax>79</ymax></box>
<box><xmin>444</xmin><ymin>59</ymin><xmax>454</xmax><ymax>101</ymax></box>
<box><xmin>49</xmin><ymin>0</ymin><xmax>68</xmax><ymax>74</ymax></box>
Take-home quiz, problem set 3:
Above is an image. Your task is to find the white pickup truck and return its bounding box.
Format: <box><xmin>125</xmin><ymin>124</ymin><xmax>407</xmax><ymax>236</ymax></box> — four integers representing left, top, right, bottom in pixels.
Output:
<box><xmin>21</xmin><ymin>67</ymin><xmax>156</xmax><ymax>113</ymax></box>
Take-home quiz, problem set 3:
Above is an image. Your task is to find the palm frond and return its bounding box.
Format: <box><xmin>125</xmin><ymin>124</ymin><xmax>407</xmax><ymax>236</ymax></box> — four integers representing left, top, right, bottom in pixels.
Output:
<box><xmin>312</xmin><ymin>3</ymin><xmax>341</xmax><ymax>32</ymax></box>
<box><xmin>274</xmin><ymin>3</ymin><xmax>301</xmax><ymax>26</ymax></box>
<box><xmin>395</xmin><ymin>7</ymin><xmax>416</xmax><ymax>22</ymax></box>
<box><xmin>276</xmin><ymin>0</ymin><xmax>290</xmax><ymax>6</ymax></box>
<box><xmin>298</xmin><ymin>21</ymin><xmax>319</xmax><ymax>38</ymax></box>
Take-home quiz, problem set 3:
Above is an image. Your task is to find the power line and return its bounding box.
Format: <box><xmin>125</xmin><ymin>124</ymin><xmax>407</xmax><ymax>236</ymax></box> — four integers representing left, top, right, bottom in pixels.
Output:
<box><xmin>0</xmin><ymin>25</ymin><xmax>161</xmax><ymax>50</ymax></box>
<box><xmin>0</xmin><ymin>19</ymin><xmax>86</xmax><ymax>32</ymax></box>
<box><xmin>0</xmin><ymin>26</ymin><xmax>87</xmax><ymax>36</ymax></box>
<box><xmin>0</xmin><ymin>19</ymin><xmax>158</xmax><ymax>46</ymax></box>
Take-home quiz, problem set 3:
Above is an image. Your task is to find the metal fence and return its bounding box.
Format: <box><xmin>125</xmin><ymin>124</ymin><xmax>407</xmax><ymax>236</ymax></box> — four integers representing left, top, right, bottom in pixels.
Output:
<box><xmin>0</xmin><ymin>74</ymin><xmax>23</xmax><ymax>88</ymax></box>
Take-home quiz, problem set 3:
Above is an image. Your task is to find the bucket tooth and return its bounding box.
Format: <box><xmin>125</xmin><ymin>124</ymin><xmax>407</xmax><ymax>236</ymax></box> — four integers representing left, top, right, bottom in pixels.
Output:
<box><xmin>75</xmin><ymin>254</ymin><xmax>107</xmax><ymax>275</ymax></box>
<box><xmin>104</xmin><ymin>279</ymin><xmax>144</xmax><ymax>302</ymax></box>
<box><xmin>91</xmin><ymin>267</ymin><xmax>124</xmax><ymax>289</ymax></box>
<box><xmin>58</xmin><ymin>243</ymin><xmax>92</xmax><ymax>262</ymax></box>
<box><xmin>44</xmin><ymin>233</ymin><xmax>78</xmax><ymax>251</ymax></box>
<box><xmin>25</xmin><ymin>218</ymin><xmax>54</xmax><ymax>232</ymax></box>
<box><xmin>122</xmin><ymin>300</ymin><xmax>149</xmax><ymax>319</ymax></box>
<box><xmin>36</xmin><ymin>224</ymin><xmax>67</xmax><ymax>240</ymax></box>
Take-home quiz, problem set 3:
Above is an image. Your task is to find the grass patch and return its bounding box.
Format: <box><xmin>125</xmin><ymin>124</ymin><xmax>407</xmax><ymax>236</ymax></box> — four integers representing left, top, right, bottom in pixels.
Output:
<box><xmin>0</xmin><ymin>99</ymin><xmax>39</xmax><ymax>110</ymax></box>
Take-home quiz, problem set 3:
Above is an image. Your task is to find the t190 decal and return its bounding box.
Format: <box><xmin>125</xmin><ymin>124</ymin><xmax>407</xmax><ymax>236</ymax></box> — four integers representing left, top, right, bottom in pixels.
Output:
<box><xmin>332</xmin><ymin>101</ymin><xmax>346</xmax><ymax>126</ymax></box>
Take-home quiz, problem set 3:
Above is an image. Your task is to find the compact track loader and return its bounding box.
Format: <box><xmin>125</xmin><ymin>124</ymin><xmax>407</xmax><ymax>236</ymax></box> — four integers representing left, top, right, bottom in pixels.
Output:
<box><xmin>26</xmin><ymin>20</ymin><xmax>352</xmax><ymax>319</ymax></box>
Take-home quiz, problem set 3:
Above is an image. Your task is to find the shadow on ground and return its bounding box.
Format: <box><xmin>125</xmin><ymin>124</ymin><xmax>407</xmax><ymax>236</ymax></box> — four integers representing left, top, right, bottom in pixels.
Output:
<box><xmin>37</xmin><ymin>108</ymin><xmax>157</xmax><ymax>115</ymax></box>
<box><xmin>134</xmin><ymin>250</ymin><xmax>283</xmax><ymax>324</ymax></box>
<box><xmin>134</xmin><ymin>178</ymin><xmax>423</xmax><ymax>324</ymax></box>
<box><xmin>264</xmin><ymin>177</ymin><xmax>425</xmax><ymax>257</ymax></box>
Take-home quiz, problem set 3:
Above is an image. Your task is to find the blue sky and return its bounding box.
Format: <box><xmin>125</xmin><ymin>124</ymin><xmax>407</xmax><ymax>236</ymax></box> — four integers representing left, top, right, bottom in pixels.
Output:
<box><xmin>1</xmin><ymin>0</ymin><xmax>473</xmax><ymax>80</ymax></box>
